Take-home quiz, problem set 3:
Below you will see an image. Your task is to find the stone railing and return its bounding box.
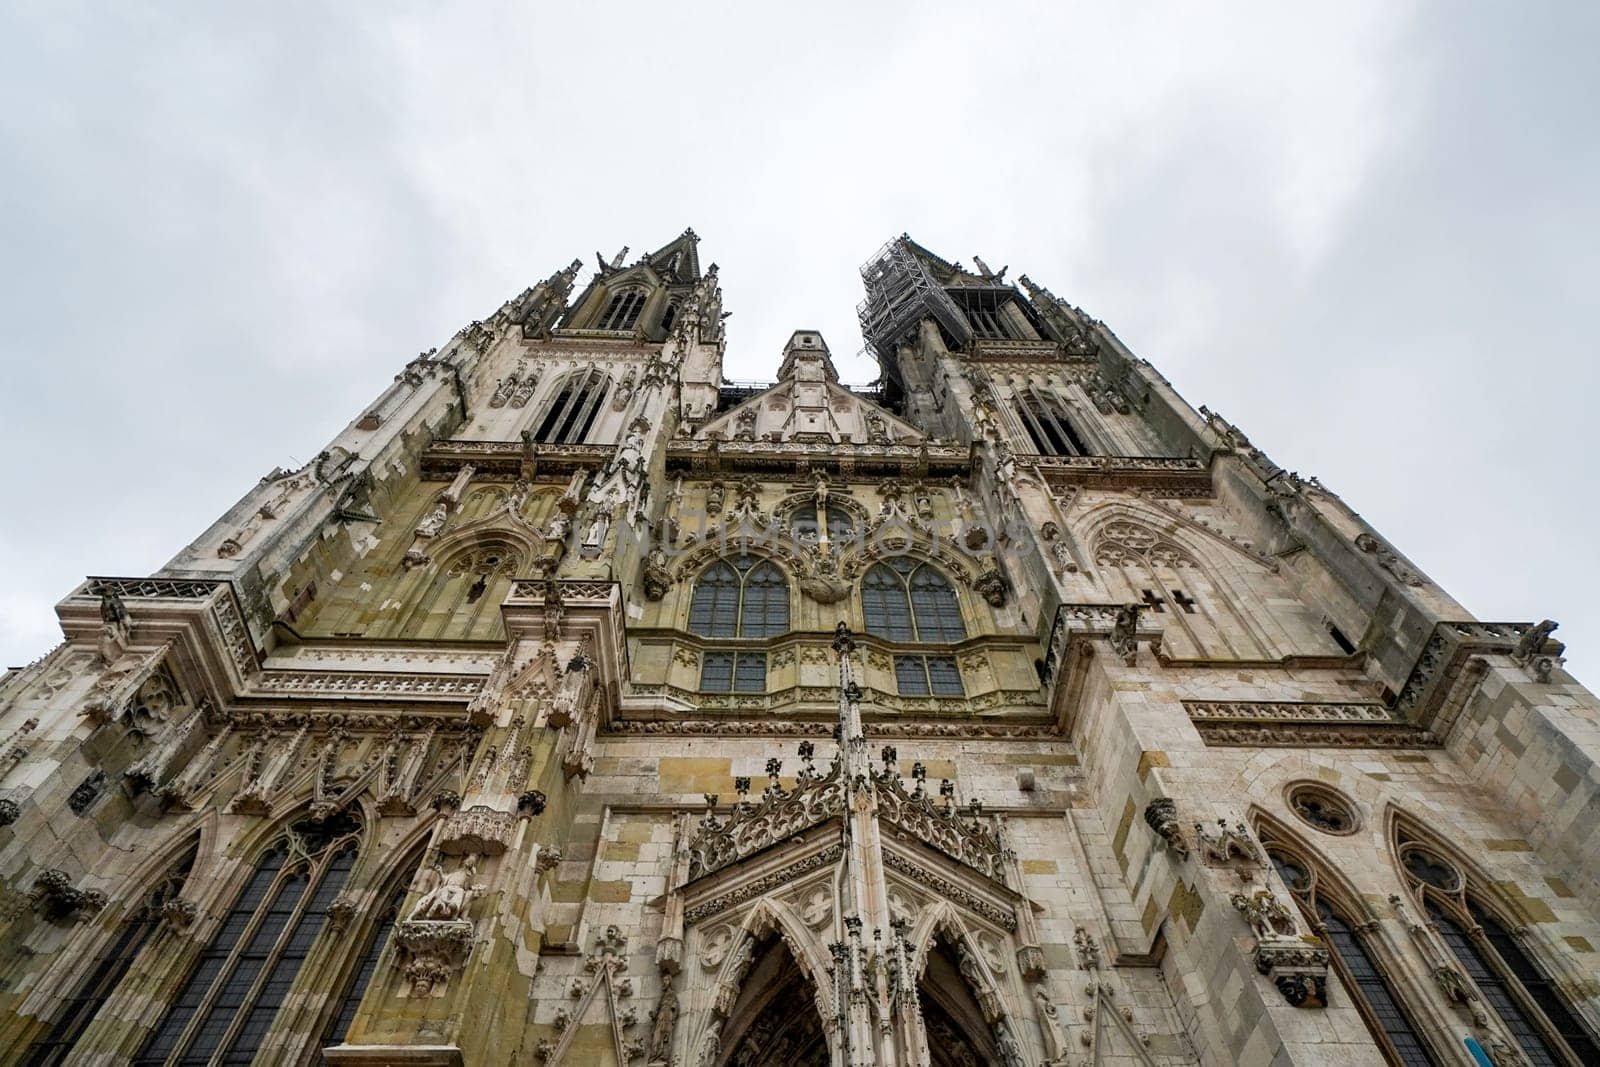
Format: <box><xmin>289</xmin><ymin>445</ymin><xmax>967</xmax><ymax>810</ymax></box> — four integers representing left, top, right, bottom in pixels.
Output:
<box><xmin>666</xmin><ymin>440</ymin><xmax>970</xmax><ymax>478</ymax></box>
<box><xmin>1390</xmin><ymin>621</ymin><xmax>1542</xmax><ymax>723</ymax></box>
<box><xmin>1030</xmin><ymin>455</ymin><xmax>1212</xmax><ymax>494</ymax></box>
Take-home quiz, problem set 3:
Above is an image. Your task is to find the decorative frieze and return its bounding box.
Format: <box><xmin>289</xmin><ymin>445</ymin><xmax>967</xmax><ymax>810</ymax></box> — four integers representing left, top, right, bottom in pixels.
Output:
<box><xmin>30</xmin><ymin>869</ymin><xmax>107</xmax><ymax>923</ymax></box>
<box><xmin>1183</xmin><ymin>700</ymin><xmax>1438</xmax><ymax>748</ymax></box>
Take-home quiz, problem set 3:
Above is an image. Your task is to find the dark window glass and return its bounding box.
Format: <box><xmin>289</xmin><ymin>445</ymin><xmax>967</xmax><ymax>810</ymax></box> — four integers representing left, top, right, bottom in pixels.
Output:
<box><xmin>925</xmin><ymin>656</ymin><xmax>963</xmax><ymax>695</ymax></box>
<box><xmin>863</xmin><ymin>564</ymin><xmax>914</xmax><ymax>642</ymax></box>
<box><xmin>894</xmin><ymin>657</ymin><xmax>929</xmax><ymax>695</ymax></box>
<box><xmin>732</xmin><ymin>654</ymin><xmax>767</xmax><ymax>693</ymax></box>
<box><xmin>1316</xmin><ymin>901</ymin><xmax>1438</xmax><ymax>1066</ymax></box>
<box><xmin>1016</xmin><ymin>392</ymin><xmax>1091</xmax><ymax>456</ymax></box>
<box><xmin>689</xmin><ymin>564</ymin><xmax>740</xmax><ymax>637</ymax></box>
<box><xmin>25</xmin><ymin>850</ymin><xmax>195</xmax><ymax>1065</ymax></box>
<box><xmin>1471</xmin><ymin>901</ymin><xmax>1600</xmax><ymax>1062</ymax></box>
<box><xmin>700</xmin><ymin>652</ymin><xmax>735</xmax><ymax>692</ymax></box>
<box><xmin>1428</xmin><ymin>901</ymin><xmax>1562</xmax><ymax>1067</ymax></box>
<box><xmin>137</xmin><ymin>849</ymin><xmax>286</xmax><ymax>1064</ymax></box>
<box><xmin>792</xmin><ymin>505</ymin><xmax>821</xmax><ymax>541</ymax></box>
<box><xmin>909</xmin><ymin>567</ymin><xmax>965</xmax><ymax>641</ymax></box>
<box><xmin>325</xmin><ymin>882</ymin><xmax>407</xmax><ymax>1045</ymax></box>
<box><xmin>740</xmin><ymin>562</ymin><xmax>789</xmax><ymax>637</ymax></box>
<box><xmin>659</xmin><ymin>303</ymin><xmax>677</xmax><ymax>334</ymax></box>
<box><xmin>532</xmin><ymin>371</ymin><xmax>609</xmax><ymax>444</ymax></box>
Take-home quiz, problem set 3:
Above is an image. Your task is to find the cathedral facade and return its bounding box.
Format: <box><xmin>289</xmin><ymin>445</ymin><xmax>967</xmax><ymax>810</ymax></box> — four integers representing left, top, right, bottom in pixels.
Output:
<box><xmin>1</xmin><ymin>232</ymin><xmax>1597</xmax><ymax>1066</ymax></box>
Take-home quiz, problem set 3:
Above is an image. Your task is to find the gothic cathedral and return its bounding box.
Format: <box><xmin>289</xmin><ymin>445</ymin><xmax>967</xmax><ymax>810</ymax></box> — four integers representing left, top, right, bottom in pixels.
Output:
<box><xmin>1</xmin><ymin>232</ymin><xmax>1596</xmax><ymax>1066</ymax></box>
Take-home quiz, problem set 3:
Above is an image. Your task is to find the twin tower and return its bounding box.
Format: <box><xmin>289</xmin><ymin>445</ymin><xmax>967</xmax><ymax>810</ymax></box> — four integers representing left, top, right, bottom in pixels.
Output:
<box><xmin>1</xmin><ymin>231</ymin><xmax>1596</xmax><ymax>1065</ymax></box>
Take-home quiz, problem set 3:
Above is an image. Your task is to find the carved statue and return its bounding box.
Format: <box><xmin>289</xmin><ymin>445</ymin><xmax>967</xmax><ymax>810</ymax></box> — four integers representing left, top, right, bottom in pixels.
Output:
<box><xmin>408</xmin><ymin>853</ymin><xmax>483</xmax><ymax>922</ymax></box>
<box><xmin>1110</xmin><ymin>603</ymin><xmax>1141</xmax><ymax>665</ymax></box>
<box><xmin>416</xmin><ymin>501</ymin><xmax>450</xmax><ymax>538</ymax></box>
<box><xmin>648</xmin><ymin>973</ymin><xmax>679</xmax><ymax>1062</ymax></box>
<box><xmin>1513</xmin><ymin>619</ymin><xmax>1558</xmax><ymax>663</ymax></box>
<box><xmin>97</xmin><ymin>593</ymin><xmax>132</xmax><ymax>665</ymax></box>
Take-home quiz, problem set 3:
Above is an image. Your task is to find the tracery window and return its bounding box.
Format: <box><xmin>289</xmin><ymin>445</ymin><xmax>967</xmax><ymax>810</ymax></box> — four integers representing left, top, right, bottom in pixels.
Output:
<box><xmin>791</xmin><ymin>503</ymin><xmax>855</xmax><ymax>546</ymax></box>
<box><xmin>1014</xmin><ymin>388</ymin><xmax>1091</xmax><ymax>456</ymax></box>
<box><xmin>1093</xmin><ymin>520</ymin><xmax>1260</xmax><ymax>659</ymax></box>
<box><xmin>531</xmin><ymin>368</ymin><xmax>611</xmax><ymax>444</ymax></box>
<box><xmin>597</xmin><ymin>288</ymin><xmax>647</xmax><ymax>331</ymax></box>
<box><xmin>26</xmin><ymin>847</ymin><xmax>197</xmax><ymax>1064</ymax></box>
<box><xmin>894</xmin><ymin>655</ymin><xmax>963</xmax><ymax>696</ymax></box>
<box><xmin>402</xmin><ymin>543</ymin><xmax>522</xmax><ymax>641</ymax></box>
<box><xmin>1258</xmin><ymin>833</ymin><xmax>1439</xmax><ymax>1066</ymax></box>
<box><xmin>1395</xmin><ymin>830</ymin><xmax>1599</xmax><ymax>1065</ymax></box>
<box><xmin>322</xmin><ymin>864</ymin><xmax>416</xmax><ymax>1046</ymax></box>
<box><xmin>861</xmin><ymin>558</ymin><xmax>965</xmax><ymax>643</ymax></box>
<box><xmin>699</xmin><ymin>651</ymin><xmax>767</xmax><ymax>693</ymax></box>
<box><xmin>137</xmin><ymin>811</ymin><xmax>361</xmax><ymax>1065</ymax></box>
<box><xmin>687</xmin><ymin>556</ymin><xmax>789</xmax><ymax>638</ymax></box>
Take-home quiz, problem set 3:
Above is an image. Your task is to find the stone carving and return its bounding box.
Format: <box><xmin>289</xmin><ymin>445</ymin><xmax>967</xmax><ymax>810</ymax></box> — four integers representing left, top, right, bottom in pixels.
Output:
<box><xmin>687</xmin><ymin>759</ymin><xmax>845</xmax><ymax>880</ymax></box>
<box><xmin>972</xmin><ymin>559</ymin><xmax>1010</xmax><ymax>607</ymax></box>
<box><xmin>648</xmin><ymin>972</ymin><xmax>678</xmax><ymax>1063</ymax></box>
<box><xmin>438</xmin><ymin>805</ymin><xmax>516</xmax><ymax>856</ymax></box>
<box><xmin>1035</xmin><ymin>989</ymin><xmax>1068</xmax><ymax>1064</ymax></box>
<box><xmin>1143</xmin><ymin>798</ymin><xmax>1188</xmax><ymax>857</ymax></box>
<box><xmin>415</xmin><ymin>501</ymin><xmax>450</xmax><ymax>538</ymax></box>
<box><xmin>1073</xmin><ymin>926</ymin><xmax>1101</xmax><ymax>970</ymax></box>
<box><xmin>642</xmin><ymin>546</ymin><xmax>673</xmax><ymax>601</ymax></box>
<box><xmin>1196</xmin><ymin>818</ymin><xmax>1264</xmax><ymax>869</ymax></box>
<box><xmin>408</xmin><ymin>853</ymin><xmax>485</xmax><ymax>921</ymax></box>
<box><xmin>1231</xmin><ymin>889</ymin><xmax>1296</xmax><ymax>941</ymax></box>
<box><xmin>96</xmin><ymin>593</ymin><xmax>132</xmax><ymax>664</ymax></box>
<box><xmin>1354</xmin><ymin>532</ymin><xmax>1425</xmax><ymax>586</ymax></box>
<box><xmin>1110</xmin><ymin>603</ymin><xmax>1141</xmax><ymax>665</ymax></box>
<box><xmin>394</xmin><ymin>918</ymin><xmax>475</xmax><ymax>997</ymax></box>
<box><xmin>326</xmin><ymin>894</ymin><xmax>358</xmax><ymax>933</ymax></box>
<box><xmin>30</xmin><ymin>869</ymin><xmax>107</xmax><ymax>923</ymax></box>
<box><xmin>0</xmin><ymin>798</ymin><xmax>20</xmax><ymax>827</ymax></box>
<box><xmin>68</xmin><ymin>770</ymin><xmax>105</xmax><ymax>816</ymax></box>
<box><xmin>1251</xmin><ymin>939</ymin><xmax>1330</xmax><ymax>1009</ymax></box>
<box><xmin>161</xmin><ymin>897</ymin><xmax>198</xmax><ymax>929</ymax></box>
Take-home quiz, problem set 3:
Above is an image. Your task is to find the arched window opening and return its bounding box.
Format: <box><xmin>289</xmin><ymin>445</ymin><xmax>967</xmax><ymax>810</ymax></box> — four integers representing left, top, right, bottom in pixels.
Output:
<box><xmin>322</xmin><ymin>851</ymin><xmax>423</xmax><ymax>1047</ymax></box>
<box><xmin>136</xmin><ymin>811</ymin><xmax>361</xmax><ymax>1066</ymax></box>
<box><xmin>659</xmin><ymin>302</ymin><xmax>677</xmax><ymax>335</ymax></box>
<box><xmin>790</xmin><ymin>503</ymin><xmax>855</xmax><ymax>546</ymax></box>
<box><xmin>1094</xmin><ymin>520</ymin><xmax>1262</xmax><ymax>660</ymax></box>
<box><xmin>531</xmin><ymin>368</ymin><xmax>611</xmax><ymax>444</ymax></box>
<box><xmin>1261</xmin><ymin>839</ymin><xmax>1438</xmax><ymax>1066</ymax></box>
<box><xmin>1015</xmin><ymin>388</ymin><xmax>1091</xmax><ymax>456</ymax></box>
<box><xmin>862</xmin><ymin>559</ymin><xmax>965</xmax><ymax>643</ymax></box>
<box><xmin>598</xmin><ymin>289</ymin><xmax>647</xmax><ymax>331</ymax></box>
<box><xmin>402</xmin><ymin>544</ymin><xmax>522</xmax><ymax>641</ymax></box>
<box><xmin>687</xmin><ymin>556</ymin><xmax>790</xmax><ymax>639</ymax></box>
<box><xmin>1394</xmin><ymin>827</ymin><xmax>1599</xmax><ymax>1065</ymax></box>
<box><xmin>714</xmin><ymin>935</ymin><xmax>827</xmax><ymax>1066</ymax></box>
<box><xmin>920</xmin><ymin>937</ymin><xmax>1002</xmax><ymax>1067</ymax></box>
<box><xmin>26</xmin><ymin>846</ymin><xmax>197</xmax><ymax>1065</ymax></box>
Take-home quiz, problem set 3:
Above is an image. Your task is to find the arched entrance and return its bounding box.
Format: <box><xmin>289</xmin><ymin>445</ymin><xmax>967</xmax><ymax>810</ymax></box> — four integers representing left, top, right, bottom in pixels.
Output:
<box><xmin>717</xmin><ymin>935</ymin><xmax>828</xmax><ymax>1067</ymax></box>
<box><xmin>919</xmin><ymin>937</ymin><xmax>998</xmax><ymax>1067</ymax></box>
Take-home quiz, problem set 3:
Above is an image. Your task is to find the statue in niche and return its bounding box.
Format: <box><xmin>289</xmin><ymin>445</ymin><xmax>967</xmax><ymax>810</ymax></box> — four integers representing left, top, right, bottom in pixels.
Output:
<box><xmin>97</xmin><ymin>593</ymin><xmax>132</xmax><ymax>665</ymax></box>
<box><xmin>408</xmin><ymin>853</ymin><xmax>484</xmax><ymax>922</ymax></box>
<box><xmin>1035</xmin><ymin>989</ymin><xmax>1067</xmax><ymax>1063</ymax></box>
<box><xmin>416</xmin><ymin>501</ymin><xmax>450</xmax><ymax>538</ymax></box>
<box><xmin>648</xmin><ymin>972</ymin><xmax>679</xmax><ymax>1063</ymax></box>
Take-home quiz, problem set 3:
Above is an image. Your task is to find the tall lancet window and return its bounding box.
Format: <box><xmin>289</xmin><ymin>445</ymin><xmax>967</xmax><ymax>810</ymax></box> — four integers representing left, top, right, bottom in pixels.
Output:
<box><xmin>136</xmin><ymin>811</ymin><xmax>362</xmax><ymax>1066</ymax></box>
<box><xmin>861</xmin><ymin>558</ymin><xmax>965</xmax><ymax>643</ymax></box>
<box><xmin>1255</xmin><ymin>828</ymin><xmax>1439</xmax><ymax>1066</ymax></box>
<box><xmin>598</xmin><ymin>288</ymin><xmax>647</xmax><ymax>331</ymax></box>
<box><xmin>687</xmin><ymin>555</ymin><xmax>790</xmax><ymax>638</ymax></box>
<box><xmin>532</xmin><ymin>368</ymin><xmax>611</xmax><ymax>444</ymax></box>
<box><xmin>1394</xmin><ymin>827</ymin><xmax>1600</xmax><ymax>1065</ymax></box>
<box><xmin>321</xmin><ymin>851</ymin><xmax>422</xmax><ymax>1047</ymax></box>
<box><xmin>26</xmin><ymin>846</ymin><xmax>197</xmax><ymax>1064</ymax></box>
<box><xmin>1014</xmin><ymin>387</ymin><xmax>1091</xmax><ymax>455</ymax></box>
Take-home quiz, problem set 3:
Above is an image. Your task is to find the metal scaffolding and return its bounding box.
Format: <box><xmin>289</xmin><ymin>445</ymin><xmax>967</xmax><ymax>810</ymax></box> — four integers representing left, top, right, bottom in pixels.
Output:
<box><xmin>855</xmin><ymin>236</ymin><xmax>971</xmax><ymax>371</ymax></box>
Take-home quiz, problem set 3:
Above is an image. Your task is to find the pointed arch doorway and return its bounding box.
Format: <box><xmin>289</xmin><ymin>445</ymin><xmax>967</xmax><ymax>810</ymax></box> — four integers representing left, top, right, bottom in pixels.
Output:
<box><xmin>716</xmin><ymin>934</ymin><xmax>829</xmax><ymax>1067</ymax></box>
<box><xmin>919</xmin><ymin>935</ymin><xmax>1001</xmax><ymax>1067</ymax></box>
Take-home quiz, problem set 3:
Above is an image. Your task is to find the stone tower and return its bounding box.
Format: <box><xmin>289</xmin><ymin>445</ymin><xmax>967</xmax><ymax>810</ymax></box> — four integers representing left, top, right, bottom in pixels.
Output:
<box><xmin>1</xmin><ymin>231</ymin><xmax>1596</xmax><ymax>1066</ymax></box>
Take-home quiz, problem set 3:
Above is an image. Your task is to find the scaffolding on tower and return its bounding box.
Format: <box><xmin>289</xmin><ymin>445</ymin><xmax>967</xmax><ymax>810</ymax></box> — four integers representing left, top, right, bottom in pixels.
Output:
<box><xmin>856</xmin><ymin>236</ymin><xmax>972</xmax><ymax>378</ymax></box>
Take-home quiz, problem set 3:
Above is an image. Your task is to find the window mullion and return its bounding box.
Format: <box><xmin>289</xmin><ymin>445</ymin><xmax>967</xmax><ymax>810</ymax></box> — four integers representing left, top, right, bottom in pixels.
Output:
<box><xmin>211</xmin><ymin>861</ymin><xmax>326</xmax><ymax>1064</ymax></box>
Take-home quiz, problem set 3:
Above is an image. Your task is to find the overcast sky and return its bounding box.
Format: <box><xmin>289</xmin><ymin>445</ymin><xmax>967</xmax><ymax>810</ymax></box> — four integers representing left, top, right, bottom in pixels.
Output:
<box><xmin>2</xmin><ymin>2</ymin><xmax>1595</xmax><ymax>681</ymax></box>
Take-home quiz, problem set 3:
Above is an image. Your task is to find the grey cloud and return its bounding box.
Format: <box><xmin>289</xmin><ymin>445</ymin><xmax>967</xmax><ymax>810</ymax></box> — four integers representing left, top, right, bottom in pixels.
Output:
<box><xmin>1</xmin><ymin>1</ymin><xmax>1594</xmax><ymax>680</ymax></box>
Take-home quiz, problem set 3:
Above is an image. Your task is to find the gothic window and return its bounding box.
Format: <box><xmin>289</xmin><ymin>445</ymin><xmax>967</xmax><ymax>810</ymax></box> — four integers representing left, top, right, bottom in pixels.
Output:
<box><xmin>790</xmin><ymin>503</ymin><xmax>855</xmax><ymax>545</ymax></box>
<box><xmin>862</xmin><ymin>559</ymin><xmax>965</xmax><ymax>643</ymax></box>
<box><xmin>402</xmin><ymin>544</ymin><xmax>522</xmax><ymax>641</ymax></box>
<box><xmin>1258</xmin><ymin>833</ymin><xmax>1439</xmax><ymax>1066</ymax></box>
<box><xmin>1395</xmin><ymin>829</ymin><xmax>1599</xmax><ymax>1064</ymax></box>
<box><xmin>687</xmin><ymin>556</ymin><xmax>790</xmax><ymax>638</ymax></box>
<box><xmin>1014</xmin><ymin>388</ymin><xmax>1091</xmax><ymax>456</ymax></box>
<box><xmin>1286</xmin><ymin>782</ymin><xmax>1359</xmax><ymax>836</ymax></box>
<box><xmin>136</xmin><ymin>811</ymin><xmax>361</xmax><ymax>1066</ymax></box>
<box><xmin>699</xmin><ymin>652</ymin><xmax>767</xmax><ymax>693</ymax></box>
<box><xmin>26</xmin><ymin>847</ymin><xmax>197</xmax><ymax>1065</ymax></box>
<box><xmin>1094</xmin><ymin>521</ymin><xmax>1260</xmax><ymax>659</ymax></box>
<box><xmin>659</xmin><ymin>302</ymin><xmax>677</xmax><ymax>334</ymax></box>
<box><xmin>894</xmin><ymin>655</ymin><xmax>963</xmax><ymax>696</ymax></box>
<box><xmin>597</xmin><ymin>288</ymin><xmax>647</xmax><ymax>331</ymax></box>
<box><xmin>322</xmin><ymin>855</ymin><xmax>419</xmax><ymax>1046</ymax></box>
<box><xmin>531</xmin><ymin>368</ymin><xmax>611</xmax><ymax>444</ymax></box>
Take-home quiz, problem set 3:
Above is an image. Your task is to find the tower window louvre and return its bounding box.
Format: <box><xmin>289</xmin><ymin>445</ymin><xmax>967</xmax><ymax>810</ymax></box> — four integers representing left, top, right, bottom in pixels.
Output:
<box><xmin>530</xmin><ymin>369</ymin><xmax>611</xmax><ymax>444</ymax></box>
